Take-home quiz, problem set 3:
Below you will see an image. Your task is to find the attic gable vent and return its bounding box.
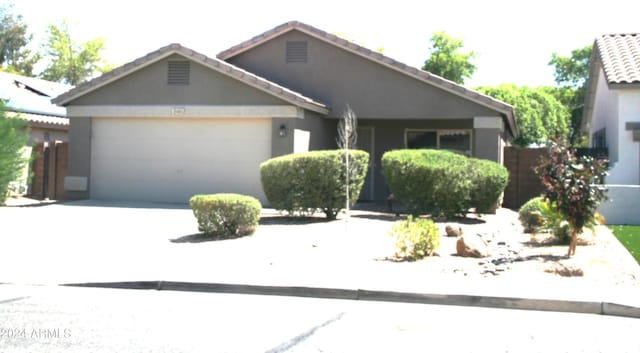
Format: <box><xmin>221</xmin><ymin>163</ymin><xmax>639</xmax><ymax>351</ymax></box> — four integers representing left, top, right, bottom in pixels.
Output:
<box><xmin>168</xmin><ymin>61</ymin><xmax>190</xmax><ymax>85</ymax></box>
<box><xmin>286</xmin><ymin>41</ymin><xmax>308</xmax><ymax>63</ymax></box>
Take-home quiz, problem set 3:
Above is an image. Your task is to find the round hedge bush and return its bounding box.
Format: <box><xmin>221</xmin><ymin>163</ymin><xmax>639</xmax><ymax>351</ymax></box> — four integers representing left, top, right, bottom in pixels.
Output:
<box><xmin>189</xmin><ymin>193</ymin><xmax>261</xmax><ymax>237</ymax></box>
<box><xmin>382</xmin><ymin>149</ymin><xmax>509</xmax><ymax>218</ymax></box>
<box><xmin>260</xmin><ymin>150</ymin><xmax>369</xmax><ymax>219</ymax></box>
<box><xmin>382</xmin><ymin>149</ymin><xmax>468</xmax><ymax>217</ymax></box>
<box><xmin>468</xmin><ymin>158</ymin><xmax>509</xmax><ymax>213</ymax></box>
<box><xmin>518</xmin><ymin>196</ymin><xmax>545</xmax><ymax>233</ymax></box>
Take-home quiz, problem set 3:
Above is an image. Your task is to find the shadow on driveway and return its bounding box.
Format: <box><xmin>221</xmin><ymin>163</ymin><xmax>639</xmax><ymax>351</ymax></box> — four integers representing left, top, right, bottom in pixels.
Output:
<box><xmin>57</xmin><ymin>199</ymin><xmax>191</xmax><ymax>210</ymax></box>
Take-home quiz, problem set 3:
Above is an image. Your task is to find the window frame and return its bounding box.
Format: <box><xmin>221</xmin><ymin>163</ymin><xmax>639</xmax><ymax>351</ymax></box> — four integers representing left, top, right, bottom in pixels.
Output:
<box><xmin>592</xmin><ymin>128</ymin><xmax>607</xmax><ymax>149</ymax></box>
<box><xmin>404</xmin><ymin>128</ymin><xmax>473</xmax><ymax>156</ymax></box>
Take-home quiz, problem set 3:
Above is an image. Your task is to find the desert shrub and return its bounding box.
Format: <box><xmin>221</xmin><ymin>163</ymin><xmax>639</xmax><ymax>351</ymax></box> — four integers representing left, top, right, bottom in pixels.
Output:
<box><xmin>260</xmin><ymin>150</ymin><xmax>369</xmax><ymax>219</ymax></box>
<box><xmin>468</xmin><ymin>158</ymin><xmax>509</xmax><ymax>213</ymax></box>
<box><xmin>189</xmin><ymin>194</ymin><xmax>261</xmax><ymax>237</ymax></box>
<box><xmin>539</xmin><ymin>200</ymin><xmax>570</xmax><ymax>243</ymax></box>
<box><xmin>389</xmin><ymin>216</ymin><xmax>440</xmax><ymax>260</ymax></box>
<box><xmin>518</xmin><ymin>196</ymin><xmax>546</xmax><ymax>232</ymax></box>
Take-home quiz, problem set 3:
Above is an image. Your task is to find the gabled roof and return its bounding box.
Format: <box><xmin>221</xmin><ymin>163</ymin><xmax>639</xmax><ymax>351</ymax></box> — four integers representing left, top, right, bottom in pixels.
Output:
<box><xmin>595</xmin><ymin>33</ymin><xmax>640</xmax><ymax>85</ymax></box>
<box><xmin>52</xmin><ymin>44</ymin><xmax>329</xmax><ymax>115</ymax></box>
<box><xmin>218</xmin><ymin>21</ymin><xmax>517</xmax><ymax>138</ymax></box>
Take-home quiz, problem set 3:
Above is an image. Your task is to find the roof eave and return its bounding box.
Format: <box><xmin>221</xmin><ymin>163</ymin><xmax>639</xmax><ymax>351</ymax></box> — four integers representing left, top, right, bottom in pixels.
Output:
<box><xmin>581</xmin><ymin>42</ymin><xmax>601</xmax><ymax>134</ymax></box>
<box><xmin>52</xmin><ymin>43</ymin><xmax>329</xmax><ymax>115</ymax></box>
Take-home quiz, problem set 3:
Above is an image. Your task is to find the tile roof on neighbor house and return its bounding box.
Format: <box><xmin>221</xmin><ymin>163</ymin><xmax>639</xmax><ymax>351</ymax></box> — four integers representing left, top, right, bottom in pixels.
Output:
<box><xmin>52</xmin><ymin>44</ymin><xmax>329</xmax><ymax>115</ymax></box>
<box><xmin>6</xmin><ymin>111</ymin><xmax>69</xmax><ymax>129</ymax></box>
<box><xmin>218</xmin><ymin>21</ymin><xmax>518</xmax><ymax>138</ymax></box>
<box><xmin>595</xmin><ymin>33</ymin><xmax>640</xmax><ymax>84</ymax></box>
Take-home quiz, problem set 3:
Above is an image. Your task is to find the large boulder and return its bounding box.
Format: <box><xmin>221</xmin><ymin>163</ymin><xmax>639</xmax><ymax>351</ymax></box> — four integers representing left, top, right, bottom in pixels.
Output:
<box><xmin>456</xmin><ymin>234</ymin><xmax>490</xmax><ymax>258</ymax></box>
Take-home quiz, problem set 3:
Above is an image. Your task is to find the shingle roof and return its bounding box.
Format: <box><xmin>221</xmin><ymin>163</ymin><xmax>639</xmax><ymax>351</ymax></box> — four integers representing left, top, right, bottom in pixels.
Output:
<box><xmin>218</xmin><ymin>21</ymin><xmax>517</xmax><ymax>138</ymax></box>
<box><xmin>595</xmin><ymin>33</ymin><xmax>640</xmax><ymax>84</ymax></box>
<box><xmin>52</xmin><ymin>44</ymin><xmax>329</xmax><ymax>115</ymax></box>
<box><xmin>0</xmin><ymin>72</ymin><xmax>70</xmax><ymax>117</ymax></box>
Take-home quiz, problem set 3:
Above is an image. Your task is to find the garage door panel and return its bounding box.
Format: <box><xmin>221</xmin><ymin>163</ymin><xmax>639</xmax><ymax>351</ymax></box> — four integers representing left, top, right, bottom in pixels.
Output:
<box><xmin>91</xmin><ymin>117</ymin><xmax>271</xmax><ymax>203</ymax></box>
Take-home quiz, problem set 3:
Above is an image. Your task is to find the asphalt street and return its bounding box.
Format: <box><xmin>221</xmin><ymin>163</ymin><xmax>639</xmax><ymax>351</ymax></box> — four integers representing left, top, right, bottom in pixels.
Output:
<box><xmin>0</xmin><ymin>284</ymin><xmax>639</xmax><ymax>353</ymax></box>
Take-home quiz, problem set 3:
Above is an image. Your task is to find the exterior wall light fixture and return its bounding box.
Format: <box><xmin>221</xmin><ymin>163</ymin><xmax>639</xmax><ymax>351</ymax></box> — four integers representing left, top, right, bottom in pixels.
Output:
<box><xmin>279</xmin><ymin>124</ymin><xmax>287</xmax><ymax>137</ymax></box>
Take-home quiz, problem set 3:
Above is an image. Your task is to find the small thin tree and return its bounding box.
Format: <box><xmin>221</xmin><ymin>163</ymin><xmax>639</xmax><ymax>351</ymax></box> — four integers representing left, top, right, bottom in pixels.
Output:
<box><xmin>535</xmin><ymin>141</ymin><xmax>608</xmax><ymax>256</ymax></box>
<box><xmin>336</xmin><ymin>105</ymin><xmax>358</xmax><ymax>227</ymax></box>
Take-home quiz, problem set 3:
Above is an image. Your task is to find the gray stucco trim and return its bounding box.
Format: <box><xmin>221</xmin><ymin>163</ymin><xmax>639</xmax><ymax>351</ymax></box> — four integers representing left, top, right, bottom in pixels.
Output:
<box><xmin>217</xmin><ymin>21</ymin><xmax>517</xmax><ymax>138</ymax></box>
<box><xmin>52</xmin><ymin>44</ymin><xmax>329</xmax><ymax>115</ymax></box>
<box><xmin>66</xmin><ymin>105</ymin><xmax>304</xmax><ymax>118</ymax></box>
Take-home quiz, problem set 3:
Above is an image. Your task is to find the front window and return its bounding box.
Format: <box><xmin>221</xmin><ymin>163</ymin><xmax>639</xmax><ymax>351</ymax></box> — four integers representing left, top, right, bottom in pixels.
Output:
<box><xmin>405</xmin><ymin>129</ymin><xmax>472</xmax><ymax>156</ymax></box>
<box><xmin>592</xmin><ymin>128</ymin><xmax>606</xmax><ymax>149</ymax></box>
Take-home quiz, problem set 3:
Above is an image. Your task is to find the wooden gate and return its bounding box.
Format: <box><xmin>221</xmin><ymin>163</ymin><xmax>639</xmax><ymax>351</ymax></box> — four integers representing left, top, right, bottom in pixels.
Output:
<box><xmin>503</xmin><ymin>147</ymin><xmax>545</xmax><ymax>209</ymax></box>
<box><xmin>30</xmin><ymin>142</ymin><xmax>68</xmax><ymax>200</ymax></box>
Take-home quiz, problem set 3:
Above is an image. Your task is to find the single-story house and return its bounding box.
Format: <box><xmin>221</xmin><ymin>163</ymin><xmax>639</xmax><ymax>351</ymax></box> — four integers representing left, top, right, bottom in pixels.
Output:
<box><xmin>53</xmin><ymin>21</ymin><xmax>517</xmax><ymax>204</ymax></box>
<box><xmin>1</xmin><ymin>72</ymin><xmax>70</xmax><ymax>196</ymax></box>
<box><xmin>582</xmin><ymin>33</ymin><xmax>640</xmax><ymax>224</ymax></box>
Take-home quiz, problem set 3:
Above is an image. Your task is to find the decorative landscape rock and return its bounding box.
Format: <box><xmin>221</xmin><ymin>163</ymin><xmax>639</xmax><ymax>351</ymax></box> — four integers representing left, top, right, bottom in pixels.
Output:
<box><xmin>456</xmin><ymin>234</ymin><xmax>490</xmax><ymax>258</ymax></box>
<box><xmin>544</xmin><ymin>262</ymin><xmax>585</xmax><ymax>277</ymax></box>
<box><xmin>445</xmin><ymin>225</ymin><xmax>463</xmax><ymax>237</ymax></box>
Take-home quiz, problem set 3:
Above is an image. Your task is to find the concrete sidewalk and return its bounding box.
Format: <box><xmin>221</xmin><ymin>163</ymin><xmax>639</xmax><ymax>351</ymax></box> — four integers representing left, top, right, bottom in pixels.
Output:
<box><xmin>1</xmin><ymin>200</ymin><xmax>639</xmax><ymax>318</ymax></box>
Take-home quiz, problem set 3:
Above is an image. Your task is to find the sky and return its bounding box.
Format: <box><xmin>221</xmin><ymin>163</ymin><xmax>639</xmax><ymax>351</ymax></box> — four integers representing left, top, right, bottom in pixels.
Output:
<box><xmin>11</xmin><ymin>0</ymin><xmax>640</xmax><ymax>88</ymax></box>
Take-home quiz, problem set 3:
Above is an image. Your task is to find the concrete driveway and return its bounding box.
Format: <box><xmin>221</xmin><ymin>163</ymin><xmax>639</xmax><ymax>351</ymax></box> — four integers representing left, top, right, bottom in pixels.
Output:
<box><xmin>0</xmin><ymin>200</ymin><xmax>397</xmax><ymax>287</ymax></box>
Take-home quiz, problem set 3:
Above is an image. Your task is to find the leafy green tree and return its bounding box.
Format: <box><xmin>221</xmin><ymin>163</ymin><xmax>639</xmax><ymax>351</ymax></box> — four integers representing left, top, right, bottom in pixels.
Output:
<box><xmin>548</xmin><ymin>45</ymin><xmax>593</xmax><ymax>146</ymax></box>
<box><xmin>535</xmin><ymin>140</ymin><xmax>607</xmax><ymax>256</ymax></box>
<box><xmin>39</xmin><ymin>20</ymin><xmax>107</xmax><ymax>85</ymax></box>
<box><xmin>476</xmin><ymin>84</ymin><xmax>570</xmax><ymax>147</ymax></box>
<box><xmin>422</xmin><ymin>32</ymin><xmax>476</xmax><ymax>85</ymax></box>
<box><xmin>0</xmin><ymin>3</ymin><xmax>39</xmax><ymax>75</ymax></box>
<box><xmin>0</xmin><ymin>102</ymin><xmax>30</xmax><ymax>204</ymax></box>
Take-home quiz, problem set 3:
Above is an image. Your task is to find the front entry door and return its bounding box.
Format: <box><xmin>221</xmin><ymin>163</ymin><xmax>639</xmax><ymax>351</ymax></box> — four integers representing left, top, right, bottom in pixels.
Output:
<box><xmin>356</xmin><ymin>126</ymin><xmax>375</xmax><ymax>201</ymax></box>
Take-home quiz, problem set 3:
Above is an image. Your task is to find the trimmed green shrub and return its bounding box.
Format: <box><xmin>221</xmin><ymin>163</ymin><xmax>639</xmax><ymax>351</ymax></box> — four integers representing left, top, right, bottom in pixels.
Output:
<box><xmin>518</xmin><ymin>196</ymin><xmax>546</xmax><ymax>232</ymax></box>
<box><xmin>389</xmin><ymin>216</ymin><xmax>440</xmax><ymax>260</ymax></box>
<box><xmin>189</xmin><ymin>194</ymin><xmax>261</xmax><ymax>237</ymax></box>
<box><xmin>382</xmin><ymin>149</ymin><xmax>470</xmax><ymax>217</ymax></box>
<box><xmin>468</xmin><ymin>158</ymin><xmax>509</xmax><ymax>213</ymax></box>
<box><xmin>382</xmin><ymin>149</ymin><xmax>509</xmax><ymax>218</ymax></box>
<box><xmin>260</xmin><ymin>150</ymin><xmax>369</xmax><ymax>219</ymax></box>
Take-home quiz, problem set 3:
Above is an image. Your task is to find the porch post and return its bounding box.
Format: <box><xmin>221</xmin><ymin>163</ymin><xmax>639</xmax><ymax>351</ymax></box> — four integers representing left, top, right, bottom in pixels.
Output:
<box><xmin>473</xmin><ymin>116</ymin><xmax>504</xmax><ymax>163</ymax></box>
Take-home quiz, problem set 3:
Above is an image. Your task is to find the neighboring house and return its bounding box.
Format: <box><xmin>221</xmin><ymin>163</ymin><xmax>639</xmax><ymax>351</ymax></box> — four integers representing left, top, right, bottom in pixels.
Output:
<box><xmin>582</xmin><ymin>33</ymin><xmax>640</xmax><ymax>224</ymax></box>
<box><xmin>0</xmin><ymin>72</ymin><xmax>71</xmax><ymax>196</ymax></box>
<box><xmin>53</xmin><ymin>21</ymin><xmax>518</xmax><ymax>204</ymax></box>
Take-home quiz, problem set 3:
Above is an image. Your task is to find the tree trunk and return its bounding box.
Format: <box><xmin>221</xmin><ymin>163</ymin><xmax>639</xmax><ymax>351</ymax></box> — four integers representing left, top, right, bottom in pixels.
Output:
<box><xmin>567</xmin><ymin>228</ymin><xmax>578</xmax><ymax>256</ymax></box>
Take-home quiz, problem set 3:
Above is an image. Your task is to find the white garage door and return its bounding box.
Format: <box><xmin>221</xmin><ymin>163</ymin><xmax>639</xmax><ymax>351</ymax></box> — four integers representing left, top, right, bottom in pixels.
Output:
<box><xmin>90</xmin><ymin>117</ymin><xmax>271</xmax><ymax>203</ymax></box>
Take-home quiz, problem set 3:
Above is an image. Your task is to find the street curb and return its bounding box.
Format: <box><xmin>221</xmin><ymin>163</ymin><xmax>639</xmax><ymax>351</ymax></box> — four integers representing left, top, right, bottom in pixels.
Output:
<box><xmin>63</xmin><ymin>281</ymin><xmax>640</xmax><ymax>319</ymax></box>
